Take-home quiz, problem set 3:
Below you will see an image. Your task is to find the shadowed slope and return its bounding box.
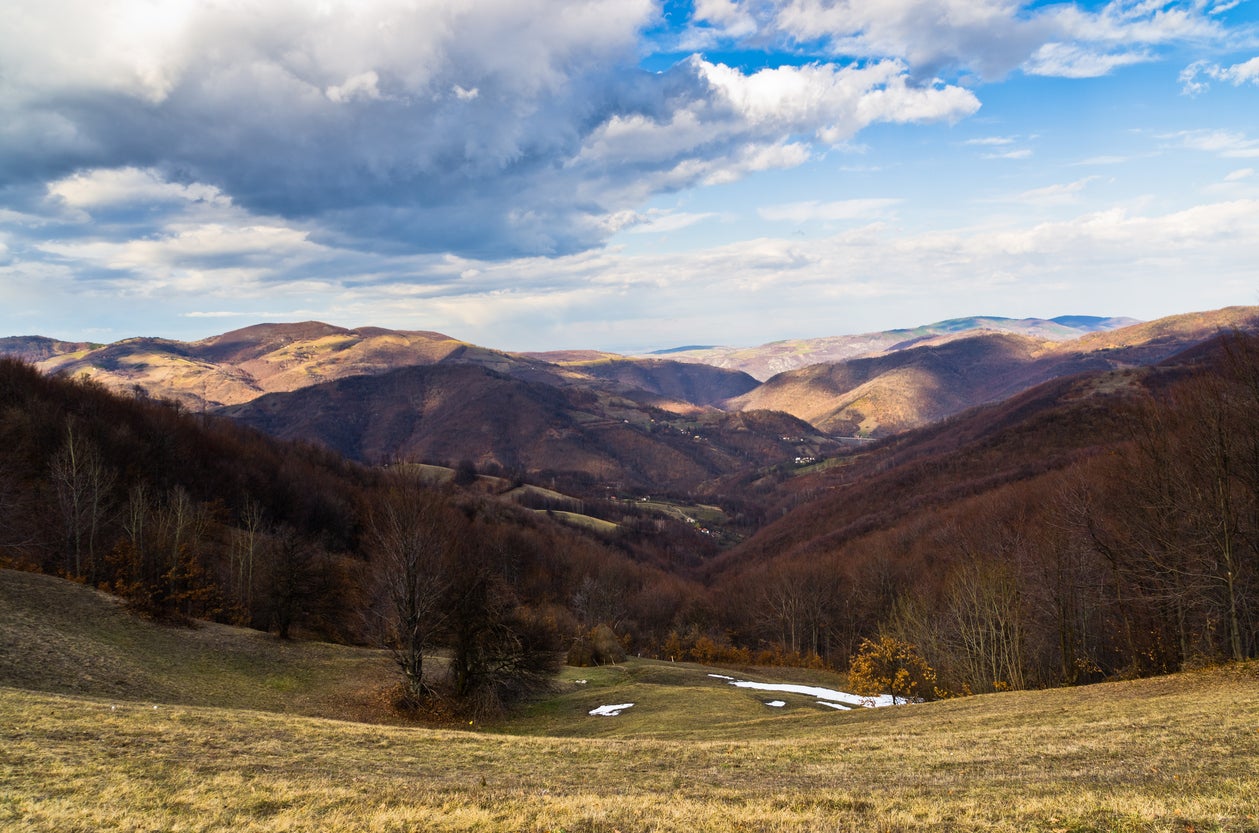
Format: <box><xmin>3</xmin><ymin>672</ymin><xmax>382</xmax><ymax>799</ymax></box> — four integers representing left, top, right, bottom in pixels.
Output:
<box><xmin>222</xmin><ymin>363</ymin><xmax>833</xmax><ymax>493</ymax></box>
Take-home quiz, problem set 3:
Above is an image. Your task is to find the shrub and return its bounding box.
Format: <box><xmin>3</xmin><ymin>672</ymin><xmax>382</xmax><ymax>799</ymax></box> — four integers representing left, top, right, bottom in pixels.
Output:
<box><xmin>848</xmin><ymin>635</ymin><xmax>937</xmax><ymax>704</ymax></box>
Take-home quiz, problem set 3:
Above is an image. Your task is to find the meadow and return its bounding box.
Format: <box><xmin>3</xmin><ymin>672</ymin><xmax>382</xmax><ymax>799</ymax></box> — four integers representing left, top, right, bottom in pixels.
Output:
<box><xmin>2</xmin><ymin>569</ymin><xmax>1257</xmax><ymax>832</ymax></box>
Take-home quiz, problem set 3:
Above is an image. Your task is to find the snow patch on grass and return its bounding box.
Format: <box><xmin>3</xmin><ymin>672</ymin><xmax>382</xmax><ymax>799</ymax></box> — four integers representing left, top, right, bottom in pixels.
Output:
<box><xmin>589</xmin><ymin>703</ymin><xmax>634</xmax><ymax>717</ymax></box>
<box><xmin>708</xmin><ymin>674</ymin><xmax>898</xmax><ymax>708</ymax></box>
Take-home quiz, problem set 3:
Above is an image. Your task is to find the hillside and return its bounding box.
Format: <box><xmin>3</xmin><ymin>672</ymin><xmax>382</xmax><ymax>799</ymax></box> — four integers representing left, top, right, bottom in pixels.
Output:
<box><xmin>27</xmin><ymin>323</ymin><xmax>523</xmax><ymax>409</ymax></box>
<box><xmin>697</xmin><ymin>331</ymin><xmax>1259</xmax><ymax>692</ymax></box>
<box><xmin>725</xmin><ymin>306</ymin><xmax>1259</xmax><ymax>437</ymax></box>
<box><xmin>725</xmin><ymin>331</ymin><xmax>1051</xmax><ymax>436</ymax></box>
<box><xmin>4</xmin><ymin>308</ymin><xmax>1258</xmax><ymax>689</ymax></box>
<box><xmin>2</xmin><ymin>569</ymin><xmax>1255</xmax><ymax>832</ymax></box>
<box><xmin>0</xmin><ymin>357</ymin><xmax>725</xmax><ymax>665</ymax></box>
<box><xmin>221</xmin><ymin>362</ymin><xmax>833</xmax><ymax>494</ymax></box>
<box><xmin>0</xmin><ymin>569</ymin><xmax>398</xmax><ymax>723</ymax></box>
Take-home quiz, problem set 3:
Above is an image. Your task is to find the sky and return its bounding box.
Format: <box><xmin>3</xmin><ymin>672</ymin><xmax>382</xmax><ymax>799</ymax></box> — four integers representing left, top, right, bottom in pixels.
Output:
<box><xmin>1</xmin><ymin>0</ymin><xmax>1258</xmax><ymax>353</ymax></box>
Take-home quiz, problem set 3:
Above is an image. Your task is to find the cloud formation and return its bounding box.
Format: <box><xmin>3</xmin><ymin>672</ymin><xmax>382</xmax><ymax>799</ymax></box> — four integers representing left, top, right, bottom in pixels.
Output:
<box><xmin>0</xmin><ymin>0</ymin><xmax>983</xmax><ymax>261</ymax></box>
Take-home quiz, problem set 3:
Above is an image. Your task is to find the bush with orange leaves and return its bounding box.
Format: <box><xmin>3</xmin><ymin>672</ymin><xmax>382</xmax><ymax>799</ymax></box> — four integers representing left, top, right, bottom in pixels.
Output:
<box><xmin>847</xmin><ymin>635</ymin><xmax>937</xmax><ymax>704</ymax></box>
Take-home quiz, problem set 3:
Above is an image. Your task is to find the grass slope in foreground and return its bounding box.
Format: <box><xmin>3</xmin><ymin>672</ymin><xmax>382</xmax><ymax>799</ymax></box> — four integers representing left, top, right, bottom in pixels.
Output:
<box><xmin>2</xmin><ymin>572</ymin><xmax>1258</xmax><ymax>832</ymax></box>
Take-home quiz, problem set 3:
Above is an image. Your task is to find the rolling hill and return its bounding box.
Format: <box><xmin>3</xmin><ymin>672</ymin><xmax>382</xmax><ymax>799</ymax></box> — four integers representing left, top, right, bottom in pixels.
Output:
<box><xmin>651</xmin><ymin>314</ymin><xmax>1140</xmax><ymax>380</ymax></box>
<box><xmin>724</xmin><ymin>306</ymin><xmax>1259</xmax><ymax>437</ymax></box>
<box><xmin>8</xmin><ymin>321</ymin><xmax>761</xmax><ymax>416</ymax></box>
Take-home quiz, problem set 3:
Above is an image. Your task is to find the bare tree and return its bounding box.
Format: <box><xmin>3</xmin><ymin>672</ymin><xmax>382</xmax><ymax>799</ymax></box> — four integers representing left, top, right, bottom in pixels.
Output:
<box><xmin>368</xmin><ymin>474</ymin><xmax>457</xmax><ymax>703</ymax></box>
<box><xmin>446</xmin><ymin>526</ymin><xmax>562</xmax><ymax>715</ymax></box>
<box><xmin>228</xmin><ymin>497</ymin><xmax>266</xmax><ymax>618</ymax></box>
<box><xmin>48</xmin><ymin>420</ymin><xmax>116</xmax><ymax>581</ymax></box>
<box><xmin>940</xmin><ymin>555</ymin><xmax>1028</xmax><ymax>692</ymax></box>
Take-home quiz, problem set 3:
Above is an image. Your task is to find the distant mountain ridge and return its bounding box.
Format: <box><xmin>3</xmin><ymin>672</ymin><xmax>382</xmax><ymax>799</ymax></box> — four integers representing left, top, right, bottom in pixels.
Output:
<box><xmin>726</xmin><ymin>308</ymin><xmax>1259</xmax><ymax>437</ymax></box>
<box><xmin>647</xmin><ymin>315</ymin><xmax>1140</xmax><ymax>380</ymax></box>
<box><xmin>3</xmin><ymin>315</ymin><xmax>1135</xmax><ymax>411</ymax></box>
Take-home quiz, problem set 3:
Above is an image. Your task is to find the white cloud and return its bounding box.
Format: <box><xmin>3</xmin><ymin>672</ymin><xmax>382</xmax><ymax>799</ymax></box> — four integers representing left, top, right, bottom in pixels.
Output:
<box><xmin>774</xmin><ymin>0</ymin><xmax>1051</xmax><ymax>79</ymax></box>
<box><xmin>696</xmin><ymin>58</ymin><xmax>981</xmax><ymax>138</ymax></box>
<box><xmin>9</xmin><ymin>187</ymin><xmax>1259</xmax><ymax>350</ymax></box>
<box><xmin>0</xmin><ymin>0</ymin><xmax>989</xmax><ymax>262</ymax></box>
<box><xmin>1166</xmin><ymin>129</ymin><xmax>1259</xmax><ymax>158</ymax></box>
<box><xmin>47</xmin><ymin>167</ymin><xmax>230</xmax><ymax>209</ymax></box>
<box><xmin>1023</xmin><ymin>42</ymin><xmax>1152</xmax><ymax>78</ymax></box>
<box><xmin>2</xmin><ymin>0</ymin><xmax>1256</xmax><ymax>348</ymax></box>
<box><xmin>326</xmin><ymin>71</ymin><xmax>383</xmax><ymax>104</ymax></box>
<box><xmin>1180</xmin><ymin>56</ymin><xmax>1259</xmax><ymax>94</ymax></box>
<box><xmin>1226</xmin><ymin>57</ymin><xmax>1259</xmax><ymax>84</ymax></box>
<box><xmin>1225</xmin><ymin>167</ymin><xmax>1255</xmax><ymax>182</ymax></box>
<box><xmin>624</xmin><ymin>211</ymin><xmax>721</xmax><ymax>234</ymax></box>
<box><xmin>771</xmin><ymin>0</ymin><xmax>1229</xmax><ymax>80</ymax></box>
<box><xmin>1009</xmin><ymin>177</ymin><xmax>1100</xmax><ymax>207</ymax></box>
<box><xmin>693</xmin><ymin>0</ymin><xmax>759</xmax><ymax>38</ymax></box>
<box><xmin>1074</xmin><ymin>154</ymin><xmax>1135</xmax><ymax>166</ymax></box>
<box><xmin>986</xmin><ymin>148</ymin><xmax>1034</xmax><ymax>160</ymax></box>
<box><xmin>758</xmin><ymin>198</ymin><xmax>900</xmax><ymax>222</ymax></box>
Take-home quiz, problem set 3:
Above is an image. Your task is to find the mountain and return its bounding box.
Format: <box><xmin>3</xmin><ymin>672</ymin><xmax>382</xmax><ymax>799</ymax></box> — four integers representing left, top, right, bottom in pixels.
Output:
<box><xmin>9</xmin><ymin>308</ymin><xmax>1259</xmax><ymax>490</ymax></box>
<box><xmin>13</xmin><ymin>322</ymin><xmax>761</xmax><ymax>416</ymax></box>
<box><xmin>0</xmin><ymin>356</ymin><xmax>715</xmax><ymax>651</ymax></box>
<box><xmin>222</xmin><ymin>362</ymin><xmax>834</xmax><ymax>494</ymax></box>
<box><xmin>649</xmin><ymin>315</ymin><xmax>1140</xmax><ymax>380</ymax></box>
<box><xmin>544</xmin><ymin>356</ymin><xmax>759</xmax><ymax>407</ymax></box>
<box><xmin>0</xmin><ymin>335</ymin><xmax>99</xmax><ymax>362</ymax></box>
<box><xmin>722</xmin><ymin>307</ymin><xmax>1259</xmax><ymax>437</ymax></box>
<box><xmin>29</xmin><ymin>323</ymin><xmax>512</xmax><ymax>409</ymax></box>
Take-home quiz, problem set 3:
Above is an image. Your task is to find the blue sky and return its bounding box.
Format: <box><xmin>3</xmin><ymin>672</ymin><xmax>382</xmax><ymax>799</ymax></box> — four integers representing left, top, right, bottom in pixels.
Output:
<box><xmin>1</xmin><ymin>0</ymin><xmax>1257</xmax><ymax>352</ymax></box>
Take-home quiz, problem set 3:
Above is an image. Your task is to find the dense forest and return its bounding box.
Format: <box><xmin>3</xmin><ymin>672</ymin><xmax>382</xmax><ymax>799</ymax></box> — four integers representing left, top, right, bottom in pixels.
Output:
<box><xmin>2</xmin><ymin>332</ymin><xmax>1257</xmax><ymax>709</ymax></box>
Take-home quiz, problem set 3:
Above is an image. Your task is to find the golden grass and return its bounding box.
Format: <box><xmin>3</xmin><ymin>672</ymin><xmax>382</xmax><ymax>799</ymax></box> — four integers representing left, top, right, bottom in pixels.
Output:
<box><xmin>3</xmin><ymin>571</ymin><xmax>1257</xmax><ymax>832</ymax></box>
<box><xmin>4</xmin><ymin>660</ymin><xmax>1258</xmax><ymax>832</ymax></box>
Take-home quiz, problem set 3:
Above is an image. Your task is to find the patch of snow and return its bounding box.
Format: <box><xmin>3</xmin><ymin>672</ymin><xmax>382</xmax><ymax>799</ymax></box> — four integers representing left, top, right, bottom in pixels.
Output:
<box><xmin>589</xmin><ymin>703</ymin><xmax>635</xmax><ymax>717</ymax></box>
<box><xmin>707</xmin><ymin>673</ymin><xmax>735</xmax><ymax>680</ymax></box>
<box><xmin>817</xmin><ymin>700</ymin><xmax>851</xmax><ymax>710</ymax></box>
<box><xmin>724</xmin><ymin>679</ymin><xmax>899</xmax><ymax>708</ymax></box>
<box><xmin>573</xmin><ymin>679</ymin><xmax>588</xmax><ymax>685</ymax></box>
<box><xmin>765</xmin><ymin>700</ymin><xmax>786</xmax><ymax>708</ymax></box>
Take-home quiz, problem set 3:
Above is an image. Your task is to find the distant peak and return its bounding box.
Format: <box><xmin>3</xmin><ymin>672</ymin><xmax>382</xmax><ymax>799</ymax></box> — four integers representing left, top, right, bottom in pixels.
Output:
<box><xmin>650</xmin><ymin>345</ymin><xmax>718</xmax><ymax>355</ymax></box>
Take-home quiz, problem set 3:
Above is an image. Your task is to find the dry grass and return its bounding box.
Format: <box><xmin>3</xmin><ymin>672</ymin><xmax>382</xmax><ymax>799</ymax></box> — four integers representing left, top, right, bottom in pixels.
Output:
<box><xmin>4</xmin><ymin>661</ymin><xmax>1258</xmax><ymax>832</ymax></box>
<box><xmin>2</xmin><ymin>570</ymin><xmax>1258</xmax><ymax>832</ymax></box>
<box><xmin>0</xmin><ymin>569</ymin><xmax>398</xmax><ymax>723</ymax></box>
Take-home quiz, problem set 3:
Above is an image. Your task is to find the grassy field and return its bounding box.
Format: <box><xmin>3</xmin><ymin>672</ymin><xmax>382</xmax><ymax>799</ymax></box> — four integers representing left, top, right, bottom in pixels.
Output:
<box><xmin>2</xmin><ymin>569</ymin><xmax>1258</xmax><ymax>832</ymax></box>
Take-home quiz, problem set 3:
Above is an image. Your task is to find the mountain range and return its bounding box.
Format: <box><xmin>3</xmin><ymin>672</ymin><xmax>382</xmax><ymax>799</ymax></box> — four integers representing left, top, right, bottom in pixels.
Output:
<box><xmin>4</xmin><ymin>306</ymin><xmax>1258</xmax><ymax>496</ymax></box>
